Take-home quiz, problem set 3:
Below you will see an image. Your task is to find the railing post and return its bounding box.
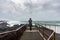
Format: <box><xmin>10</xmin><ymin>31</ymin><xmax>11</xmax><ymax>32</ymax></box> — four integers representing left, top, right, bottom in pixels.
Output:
<box><xmin>54</xmin><ymin>25</ymin><xmax>56</xmax><ymax>40</ymax></box>
<box><xmin>43</xmin><ymin>27</ymin><xmax>44</xmax><ymax>40</ymax></box>
<box><xmin>54</xmin><ymin>32</ymin><xmax>55</xmax><ymax>40</ymax></box>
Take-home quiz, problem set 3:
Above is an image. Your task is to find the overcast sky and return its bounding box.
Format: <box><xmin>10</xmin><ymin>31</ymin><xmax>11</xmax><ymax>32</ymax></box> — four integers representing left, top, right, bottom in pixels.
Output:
<box><xmin>0</xmin><ymin>0</ymin><xmax>60</xmax><ymax>21</ymax></box>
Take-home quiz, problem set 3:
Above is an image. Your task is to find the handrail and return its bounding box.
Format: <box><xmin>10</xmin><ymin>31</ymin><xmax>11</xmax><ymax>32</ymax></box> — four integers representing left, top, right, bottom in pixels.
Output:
<box><xmin>39</xmin><ymin>29</ymin><xmax>49</xmax><ymax>37</ymax></box>
<box><xmin>36</xmin><ymin>24</ymin><xmax>55</xmax><ymax>40</ymax></box>
<box><xmin>0</xmin><ymin>30</ymin><xmax>16</xmax><ymax>34</ymax></box>
<box><xmin>36</xmin><ymin>25</ymin><xmax>46</xmax><ymax>40</ymax></box>
<box><xmin>38</xmin><ymin>31</ymin><xmax>46</xmax><ymax>40</ymax></box>
<box><xmin>0</xmin><ymin>25</ymin><xmax>25</xmax><ymax>34</ymax></box>
<box><xmin>48</xmin><ymin>32</ymin><xmax>55</xmax><ymax>40</ymax></box>
<box><xmin>36</xmin><ymin>24</ymin><xmax>54</xmax><ymax>32</ymax></box>
<box><xmin>0</xmin><ymin>24</ymin><xmax>27</xmax><ymax>40</ymax></box>
<box><xmin>41</xmin><ymin>26</ymin><xmax>53</xmax><ymax>32</ymax></box>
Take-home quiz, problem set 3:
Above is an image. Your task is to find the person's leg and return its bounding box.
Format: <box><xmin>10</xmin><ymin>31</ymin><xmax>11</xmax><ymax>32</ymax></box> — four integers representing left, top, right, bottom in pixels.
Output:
<box><xmin>30</xmin><ymin>25</ymin><xmax>32</xmax><ymax>31</ymax></box>
<box><xmin>30</xmin><ymin>26</ymin><xmax>31</xmax><ymax>30</ymax></box>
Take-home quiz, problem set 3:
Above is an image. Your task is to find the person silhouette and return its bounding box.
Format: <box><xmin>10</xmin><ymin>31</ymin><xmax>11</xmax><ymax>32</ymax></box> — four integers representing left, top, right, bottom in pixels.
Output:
<box><xmin>28</xmin><ymin>18</ymin><xmax>32</xmax><ymax>31</ymax></box>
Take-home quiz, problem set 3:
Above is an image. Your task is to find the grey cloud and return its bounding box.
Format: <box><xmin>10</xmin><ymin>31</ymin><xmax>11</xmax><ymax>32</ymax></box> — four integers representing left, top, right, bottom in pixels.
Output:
<box><xmin>0</xmin><ymin>0</ymin><xmax>60</xmax><ymax>21</ymax></box>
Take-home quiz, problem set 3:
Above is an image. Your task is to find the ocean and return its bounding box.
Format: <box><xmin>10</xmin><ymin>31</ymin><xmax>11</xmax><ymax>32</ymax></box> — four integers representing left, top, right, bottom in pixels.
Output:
<box><xmin>33</xmin><ymin>21</ymin><xmax>60</xmax><ymax>34</ymax></box>
<box><xmin>0</xmin><ymin>21</ymin><xmax>60</xmax><ymax>34</ymax></box>
<box><xmin>7</xmin><ymin>21</ymin><xmax>60</xmax><ymax>34</ymax></box>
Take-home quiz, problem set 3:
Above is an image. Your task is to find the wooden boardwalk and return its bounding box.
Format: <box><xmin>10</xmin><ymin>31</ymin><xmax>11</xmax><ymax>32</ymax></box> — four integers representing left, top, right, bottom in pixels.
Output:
<box><xmin>20</xmin><ymin>25</ymin><xmax>55</xmax><ymax>40</ymax></box>
<box><xmin>20</xmin><ymin>27</ymin><xmax>42</xmax><ymax>40</ymax></box>
<box><xmin>0</xmin><ymin>24</ymin><xmax>57</xmax><ymax>40</ymax></box>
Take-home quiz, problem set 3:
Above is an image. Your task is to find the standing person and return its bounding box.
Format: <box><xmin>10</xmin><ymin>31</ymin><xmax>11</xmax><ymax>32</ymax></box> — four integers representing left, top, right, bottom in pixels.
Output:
<box><xmin>28</xmin><ymin>18</ymin><xmax>32</xmax><ymax>31</ymax></box>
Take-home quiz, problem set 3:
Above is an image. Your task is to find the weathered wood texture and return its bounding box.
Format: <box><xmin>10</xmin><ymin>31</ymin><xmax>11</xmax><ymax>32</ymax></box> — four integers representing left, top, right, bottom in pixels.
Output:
<box><xmin>0</xmin><ymin>24</ymin><xmax>27</xmax><ymax>40</ymax></box>
<box><xmin>36</xmin><ymin>24</ymin><xmax>55</xmax><ymax>40</ymax></box>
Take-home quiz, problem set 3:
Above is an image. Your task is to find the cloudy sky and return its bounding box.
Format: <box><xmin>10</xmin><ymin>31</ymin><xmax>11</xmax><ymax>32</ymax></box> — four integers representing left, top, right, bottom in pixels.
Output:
<box><xmin>0</xmin><ymin>0</ymin><xmax>60</xmax><ymax>21</ymax></box>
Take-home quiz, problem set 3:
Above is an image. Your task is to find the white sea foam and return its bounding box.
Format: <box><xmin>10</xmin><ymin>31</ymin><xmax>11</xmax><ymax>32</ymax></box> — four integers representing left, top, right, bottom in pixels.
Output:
<box><xmin>7</xmin><ymin>21</ymin><xmax>21</xmax><ymax>27</ymax></box>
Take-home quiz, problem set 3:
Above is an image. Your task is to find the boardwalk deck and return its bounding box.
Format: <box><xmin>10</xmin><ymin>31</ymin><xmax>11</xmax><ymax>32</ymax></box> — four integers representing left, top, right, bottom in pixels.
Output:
<box><xmin>20</xmin><ymin>27</ymin><xmax>42</xmax><ymax>40</ymax></box>
<box><xmin>0</xmin><ymin>24</ymin><xmax>59</xmax><ymax>40</ymax></box>
<box><xmin>20</xmin><ymin>32</ymin><xmax>42</xmax><ymax>40</ymax></box>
